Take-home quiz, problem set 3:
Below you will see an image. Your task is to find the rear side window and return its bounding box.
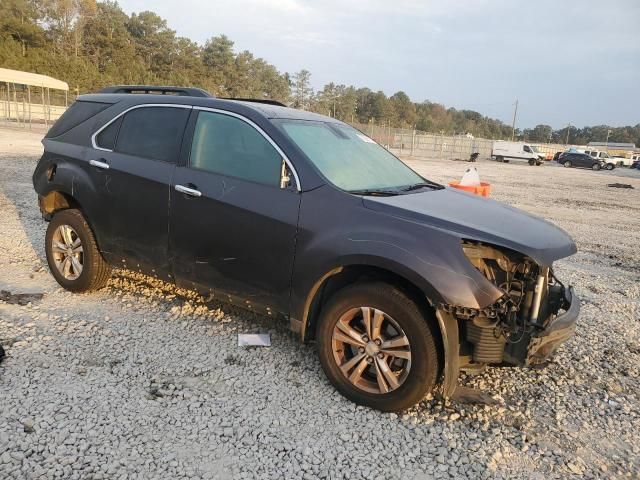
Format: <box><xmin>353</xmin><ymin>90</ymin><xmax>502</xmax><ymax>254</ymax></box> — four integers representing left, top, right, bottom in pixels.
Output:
<box><xmin>189</xmin><ymin>111</ymin><xmax>281</xmax><ymax>186</ymax></box>
<box><xmin>46</xmin><ymin>101</ymin><xmax>111</xmax><ymax>138</ymax></box>
<box><xmin>95</xmin><ymin>117</ymin><xmax>122</xmax><ymax>150</ymax></box>
<box><xmin>115</xmin><ymin>107</ymin><xmax>190</xmax><ymax>162</ymax></box>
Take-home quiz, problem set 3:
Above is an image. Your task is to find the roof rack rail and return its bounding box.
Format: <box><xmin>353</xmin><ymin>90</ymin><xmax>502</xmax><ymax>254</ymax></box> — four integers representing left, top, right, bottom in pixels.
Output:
<box><xmin>221</xmin><ymin>97</ymin><xmax>287</xmax><ymax>107</ymax></box>
<box><xmin>98</xmin><ymin>85</ymin><xmax>213</xmax><ymax>98</ymax></box>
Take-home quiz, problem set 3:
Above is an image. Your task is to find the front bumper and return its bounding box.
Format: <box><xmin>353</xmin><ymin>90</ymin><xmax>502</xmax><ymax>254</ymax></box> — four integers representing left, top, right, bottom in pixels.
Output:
<box><xmin>526</xmin><ymin>286</ymin><xmax>579</xmax><ymax>365</ymax></box>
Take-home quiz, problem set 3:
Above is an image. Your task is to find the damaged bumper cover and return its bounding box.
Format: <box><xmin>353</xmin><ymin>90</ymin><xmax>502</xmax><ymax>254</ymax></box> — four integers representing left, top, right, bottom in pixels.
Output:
<box><xmin>526</xmin><ymin>286</ymin><xmax>579</xmax><ymax>365</ymax></box>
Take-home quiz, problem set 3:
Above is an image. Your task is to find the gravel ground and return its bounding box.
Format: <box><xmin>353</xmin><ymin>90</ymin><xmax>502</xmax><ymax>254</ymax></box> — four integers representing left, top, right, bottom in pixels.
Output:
<box><xmin>1</xmin><ymin>127</ymin><xmax>639</xmax><ymax>479</ymax></box>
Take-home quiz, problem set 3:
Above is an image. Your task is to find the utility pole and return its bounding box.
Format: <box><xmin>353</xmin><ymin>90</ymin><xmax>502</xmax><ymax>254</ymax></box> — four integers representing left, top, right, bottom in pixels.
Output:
<box><xmin>565</xmin><ymin>123</ymin><xmax>571</xmax><ymax>145</ymax></box>
<box><xmin>510</xmin><ymin>99</ymin><xmax>518</xmax><ymax>141</ymax></box>
<box><xmin>605</xmin><ymin>129</ymin><xmax>612</xmax><ymax>148</ymax></box>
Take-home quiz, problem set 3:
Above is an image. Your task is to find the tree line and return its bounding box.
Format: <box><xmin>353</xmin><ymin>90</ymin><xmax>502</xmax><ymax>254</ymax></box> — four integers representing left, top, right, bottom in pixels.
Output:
<box><xmin>1</xmin><ymin>0</ymin><xmax>638</xmax><ymax>146</ymax></box>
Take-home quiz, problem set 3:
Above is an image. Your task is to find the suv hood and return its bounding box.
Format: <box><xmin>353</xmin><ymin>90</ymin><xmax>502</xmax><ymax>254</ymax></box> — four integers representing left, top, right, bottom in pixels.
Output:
<box><xmin>363</xmin><ymin>187</ymin><xmax>576</xmax><ymax>266</ymax></box>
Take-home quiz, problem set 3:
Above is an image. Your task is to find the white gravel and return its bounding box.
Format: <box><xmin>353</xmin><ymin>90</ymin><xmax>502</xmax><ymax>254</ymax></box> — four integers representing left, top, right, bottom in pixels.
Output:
<box><xmin>1</xmin><ymin>127</ymin><xmax>639</xmax><ymax>479</ymax></box>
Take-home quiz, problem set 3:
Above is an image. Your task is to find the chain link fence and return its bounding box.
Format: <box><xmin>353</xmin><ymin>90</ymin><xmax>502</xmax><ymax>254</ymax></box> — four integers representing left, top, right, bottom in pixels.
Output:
<box><xmin>349</xmin><ymin>122</ymin><xmax>578</xmax><ymax>160</ymax></box>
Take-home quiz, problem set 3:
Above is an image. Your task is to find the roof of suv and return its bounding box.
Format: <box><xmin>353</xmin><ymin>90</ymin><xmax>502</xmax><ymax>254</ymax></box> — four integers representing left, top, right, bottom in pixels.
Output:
<box><xmin>77</xmin><ymin>92</ymin><xmax>337</xmax><ymax>123</ymax></box>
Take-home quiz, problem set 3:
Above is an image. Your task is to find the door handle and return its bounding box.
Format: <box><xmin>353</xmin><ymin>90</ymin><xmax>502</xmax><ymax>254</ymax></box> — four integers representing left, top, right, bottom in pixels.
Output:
<box><xmin>89</xmin><ymin>159</ymin><xmax>109</xmax><ymax>170</ymax></box>
<box><xmin>175</xmin><ymin>184</ymin><xmax>202</xmax><ymax>197</ymax></box>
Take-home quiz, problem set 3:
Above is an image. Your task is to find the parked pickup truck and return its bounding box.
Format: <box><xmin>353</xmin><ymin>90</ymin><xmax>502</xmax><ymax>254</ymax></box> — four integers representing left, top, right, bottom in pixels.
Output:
<box><xmin>611</xmin><ymin>156</ymin><xmax>633</xmax><ymax>167</ymax></box>
<box><xmin>583</xmin><ymin>150</ymin><xmax>616</xmax><ymax>170</ymax></box>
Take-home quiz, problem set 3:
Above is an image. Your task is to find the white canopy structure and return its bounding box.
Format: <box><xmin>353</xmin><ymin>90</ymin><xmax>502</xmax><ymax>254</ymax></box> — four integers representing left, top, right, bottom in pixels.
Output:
<box><xmin>1</xmin><ymin>68</ymin><xmax>70</xmax><ymax>128</ymax></box>
<box><xmin>0</xmin><ymin>68</ymin><xmax>69</xmax><ymax>91</ymax></box>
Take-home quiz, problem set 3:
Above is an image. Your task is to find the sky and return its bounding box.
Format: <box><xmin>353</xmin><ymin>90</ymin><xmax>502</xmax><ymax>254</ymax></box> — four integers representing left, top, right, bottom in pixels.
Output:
<box><xmin>117</xmin><ymin>0</ymin><xmax>640</xmax><ymax>129</ymax></box>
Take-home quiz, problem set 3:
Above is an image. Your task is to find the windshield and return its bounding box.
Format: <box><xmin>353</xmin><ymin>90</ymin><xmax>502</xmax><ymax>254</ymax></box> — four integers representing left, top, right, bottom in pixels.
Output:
<box><xmin>530</xmin><ymin>145</ymin><xmax>540</xmax><ymax>153</ymax></box>
<box><xmin>276</xmin><ymin>120</ymin><xmax>425</xmax><ymax>192</ymax></box>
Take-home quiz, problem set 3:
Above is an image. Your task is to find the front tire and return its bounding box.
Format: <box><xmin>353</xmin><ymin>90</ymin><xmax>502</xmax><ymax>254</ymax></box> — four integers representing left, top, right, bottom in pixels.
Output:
<box><xmin>592</xmin><ymin>163</ymin><xmax>601</xmax><ymax>171</ymax></box>
<box><xmin>316</xmin><ymin>282</ymin><xmax>440</xmax><ymax>412</ymax></box>
<box><xmin>528</xmin><ymin>158</ymin><xmax>535</xmax><ymax>166</ymax></box>
<box><xmin>605</xmin><ymin>163</ymin><xmax>614</xmax><ymax>170</ymax></box>
<box><xmin>45</xmin><ymin>209</ymin><xmax>112</xmax><ymax>292</ymax></box>
<box><xmin>563</xmin><ymin>160</ymin><xmax>572</xmax><ymax>168</ymax></box>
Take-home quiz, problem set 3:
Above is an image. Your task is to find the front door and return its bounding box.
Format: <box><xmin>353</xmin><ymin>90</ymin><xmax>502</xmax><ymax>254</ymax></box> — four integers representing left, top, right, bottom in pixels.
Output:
<box><xmin>91</xmin><ymin>105</ymin><xmax>191</xmax><ymax>277</ymax></box>
<box><xmin>168</xmin><ymin>109</ymin><xmax>300</xmax><ymax>314</ymax></box>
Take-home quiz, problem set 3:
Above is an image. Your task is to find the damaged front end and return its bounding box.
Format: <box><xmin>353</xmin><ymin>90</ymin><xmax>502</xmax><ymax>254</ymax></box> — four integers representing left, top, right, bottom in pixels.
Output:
<box><xmin>443</xmin><ymin>241</ymin><xmax>579</xmax><ymax>375</ymax></box>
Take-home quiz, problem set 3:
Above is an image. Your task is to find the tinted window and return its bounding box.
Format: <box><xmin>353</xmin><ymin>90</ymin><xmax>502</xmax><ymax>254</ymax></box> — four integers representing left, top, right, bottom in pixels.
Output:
<box><xmin>46</xmin><ymin>101</ymin><xmax>110</xmax><ymax>138</ymax></box>
<box><xmin>190</xmin><ymin>111</ymin><xmax>281</xmax><ymax>186</ymax></box>
<box><xmin>523</xmin><ymin>145</ymin><xmax>531</xmax><ymax>153</ymax></box>
<box><xmin>95</xmin><ymin>116</ymin><xmax>122</xmax><ymax>150</ymax></box>
<box><xmin>115</xmin><ymin>107</ymin><xmax>190</xmax><ymax>162</ymax></box>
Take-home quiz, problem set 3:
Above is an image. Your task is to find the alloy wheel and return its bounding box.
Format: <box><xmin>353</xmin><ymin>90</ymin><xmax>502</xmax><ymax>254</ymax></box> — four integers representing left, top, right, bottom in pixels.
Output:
<box><xmin>331</xmin><ymin>307</ymin><xmax>411</xmax><ymax>394</ymax></box>
<box><xmin>51</xmin><ymin>224</ymin><xmax>84</xmax><ymax>280</ymax></box>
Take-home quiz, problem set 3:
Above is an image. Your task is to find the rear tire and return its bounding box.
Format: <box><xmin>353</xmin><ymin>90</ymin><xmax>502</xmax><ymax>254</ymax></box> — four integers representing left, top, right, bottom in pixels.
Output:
<box><xmin>496</xmin><ymin>156</ymin><xmax>504</xmax><ymax>162</ymax></box>
<box><xmin>316</xmin><ymin>282</ymin><xmax>440</xmax><ymax>412</ymax></box>
<box><xmin>592</xmin><ymin>163</ymin><xmax>601</xmax><ymax>171</ymax></box>
<box><xmin>45</xmin><ymin>209</ymin><xmax>112</xmax><ymax>292</ymax></box>
<box><xmin>563</xmin><ymin>160</ymin><xmax>572</xmax><ymax>168</ymax></box>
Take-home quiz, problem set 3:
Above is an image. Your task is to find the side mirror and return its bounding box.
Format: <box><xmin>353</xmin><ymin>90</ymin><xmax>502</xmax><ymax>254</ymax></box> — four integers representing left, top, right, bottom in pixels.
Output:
<box><xmin>280</xmin><ymin>159</ymin><xmax>291</xmax><ymax>189</ymax></box>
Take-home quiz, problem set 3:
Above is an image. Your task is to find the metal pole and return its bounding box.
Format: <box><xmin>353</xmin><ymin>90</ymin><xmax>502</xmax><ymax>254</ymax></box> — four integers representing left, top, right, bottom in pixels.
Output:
<box><xmin>411</xmin><ymin>127</ymin><xmax>415</xmax><ymax>157</ymax></box>
<box><xmin>47</xmin><ymin>88</ymin><xmax>51</xmax><ymax>123</ymax></box>
<box><xmin>27</xmin><ymin>86</ymin><xmax>32</xmax><ymax>129</ymax></box>
<box><xmin>13</xmin><ymin>84</ymin><xmax>18</xmax><ymax>124</ymax></box>
<box><xmin>510</xmin><ymin>99</ymin><xmax>518</xmax><ymax>141</ymax></box>
<box><xmin>6</xmin><ymin>82</ymin><xmax>11</xmax><ymax>121</ymax></box>
<box><xmin>42</xmin><ymin>86</ymin><xmax>48</xmax><ymax>128</ymax></box>
<box><xmin>565</xmin><ymin>124</ymin><xmax>570</xmax><ymax>145</ymax></box>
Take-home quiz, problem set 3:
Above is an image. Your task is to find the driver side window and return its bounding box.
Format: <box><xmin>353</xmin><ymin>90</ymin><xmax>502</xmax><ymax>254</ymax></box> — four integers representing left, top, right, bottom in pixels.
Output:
<box><xmin>189</xmin><ymin>111</ymin><xmax>282</xmax><ymax>187</ymax></box>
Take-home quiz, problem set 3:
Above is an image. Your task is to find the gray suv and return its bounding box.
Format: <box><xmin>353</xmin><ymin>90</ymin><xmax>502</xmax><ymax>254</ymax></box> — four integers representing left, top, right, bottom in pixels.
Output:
<box><xmin>33</xmin><ymin>85</ymin><xmax>580</xmax><ymax>411</ymax></box>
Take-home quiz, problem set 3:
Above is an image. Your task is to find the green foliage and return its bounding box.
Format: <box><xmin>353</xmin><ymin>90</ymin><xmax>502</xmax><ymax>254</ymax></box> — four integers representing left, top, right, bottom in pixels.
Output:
<box><xmin>1</xmin><ymin>0</ymin><xmax>637</xmax><ymax>145</ymax></box>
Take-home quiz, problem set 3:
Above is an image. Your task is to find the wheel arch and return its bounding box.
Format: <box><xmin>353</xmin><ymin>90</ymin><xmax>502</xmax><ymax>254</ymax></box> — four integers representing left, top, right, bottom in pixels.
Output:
<box><xmin>300</xmin><ymin>263</ymin><xmax>446</xmax><ymax>376</ymax></box>
<box><xmin>39</xmin><ymin>189</ymin><xmax>82</xmax><ymax>220</ymax></box>
<box><xmin>39</xmin><ymin>189</ymin><xmax>106</xmax><ymax>255</ymax></box>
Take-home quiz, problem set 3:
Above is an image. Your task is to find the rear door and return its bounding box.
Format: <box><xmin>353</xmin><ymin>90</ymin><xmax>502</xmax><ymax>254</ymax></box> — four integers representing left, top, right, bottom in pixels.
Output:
<box><xmin>91</xmin><ymin>105</ymin><xmax>191</xmax><ymax>277</ymax></box>
<box><xmin>168</xmin><ymin>109</ymin><xmax>300</xmax><ymax>314</ymax></box>
<box><xmin>575</xmin><ymin>154</ymin><xmax>590</xmax><ymax>168</ymax></box>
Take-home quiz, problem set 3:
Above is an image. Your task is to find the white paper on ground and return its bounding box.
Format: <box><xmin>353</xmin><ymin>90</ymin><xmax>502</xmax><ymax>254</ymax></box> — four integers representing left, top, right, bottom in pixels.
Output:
<box><xmin>459</xmin><ymin>167</ymin><xmax>481</xmax><ymax>187</ymax></box>
<box><xmin>238</xmin><ymin>333</ymin><xmax>271</xmax><ymax>347</ymax></box>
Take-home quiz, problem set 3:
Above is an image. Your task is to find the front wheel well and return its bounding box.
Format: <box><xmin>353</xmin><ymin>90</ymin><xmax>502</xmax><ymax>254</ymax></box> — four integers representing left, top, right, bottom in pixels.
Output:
<box><xmin>303</xmin><ymin>265</ymin><xmax>444</xmax><ymax>371</ymax></box>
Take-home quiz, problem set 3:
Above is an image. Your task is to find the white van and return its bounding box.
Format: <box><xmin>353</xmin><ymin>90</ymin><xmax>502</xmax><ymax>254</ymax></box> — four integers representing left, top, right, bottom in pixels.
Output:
<box><xmin>491</xmin><ymin>141</ymin><xmax>544</xmax><ymax>166</ymax></box>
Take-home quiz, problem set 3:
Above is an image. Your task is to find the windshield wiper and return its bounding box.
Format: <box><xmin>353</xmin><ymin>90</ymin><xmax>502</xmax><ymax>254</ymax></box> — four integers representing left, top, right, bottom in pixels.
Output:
<box><xmin>348</xmin><ymin>189</ymin><xmax>400</xmax><ymax>196</ymax></box>
<box><xmin>399</xmin><ymin>181</ymin><xmax>444</xmax><ymax>192</ymax></box>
